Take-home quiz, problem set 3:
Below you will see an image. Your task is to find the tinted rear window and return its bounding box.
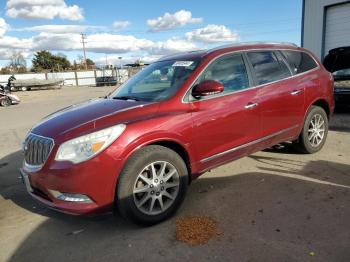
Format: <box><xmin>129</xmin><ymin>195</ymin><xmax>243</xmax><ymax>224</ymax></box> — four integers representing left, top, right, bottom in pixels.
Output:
<box><xmin>247</xmin><ymin>51</ymin><xmax>291</xmax><ymax>85</ymax></box>
<box><xmin>281</xmin><ymin>50</ymin><xmax>318</xmax><ymax>74</ymax></box>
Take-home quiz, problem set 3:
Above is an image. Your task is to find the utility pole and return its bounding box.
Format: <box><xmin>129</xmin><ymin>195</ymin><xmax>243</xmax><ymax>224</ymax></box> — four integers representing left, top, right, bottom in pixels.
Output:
<box><xmin>80</xmin><ymin>33</ymin><xmax>87</xmax><ymax>70</ymax></box>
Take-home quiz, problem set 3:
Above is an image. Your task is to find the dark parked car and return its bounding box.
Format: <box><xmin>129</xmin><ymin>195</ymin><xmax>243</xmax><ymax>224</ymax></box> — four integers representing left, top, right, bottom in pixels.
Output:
<box><xmin>21</xmin><ymin>42</ymin><xmax>334</xmax><ymax>225</ymax></box>
<box><xmin>323</xmin><ymin>46</ymin><xmax>350</xmax><ymax>107</ymax></box>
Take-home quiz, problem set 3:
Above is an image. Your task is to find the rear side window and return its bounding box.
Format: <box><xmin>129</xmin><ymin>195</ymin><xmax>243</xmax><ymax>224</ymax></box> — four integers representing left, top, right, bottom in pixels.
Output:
<box><xmin>281</xmin><ymin>50</ymin><xmax>318</xmax><ymax>74</ymax></box>
<box><xmin>247</xmin><ymin>51</ymin><xmax>291</xmax><ymax>85</ymax></box>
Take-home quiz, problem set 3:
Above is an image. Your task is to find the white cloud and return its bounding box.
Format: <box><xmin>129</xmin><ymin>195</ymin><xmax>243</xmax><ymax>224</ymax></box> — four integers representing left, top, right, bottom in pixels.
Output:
<box><xmin>152</xmin><ymin>38</ymin><xmax>198</xmax><ymax>55</ymax></box>
<box><xmin>32</xmin><ymin>32</ymin><xmax>81</xmax><ymax>51</ymax></box>
<box><xmin>186</xmin><ymin>24</ymin><xmax>239</xmax><ymax>43</ymax></box>
<box><xmin>0</xmin><ymin>25</ymin><xmax>201</xmax><ymax>61</ymax></box>
<box><xmin>95</xmin><ymin>54</ymin><xmax>161</xmax><ymax>66</ymax></box>
<box><xmin>0</xmin><ymin>33</ymin><xmax>33</xmax><ymax>60</ymax></box>
<box><xmin>112</xmin><ymin>21</ymin><xmax>130</xmax><ymax>31</ymax></box>
<box><xmin>147</xmin><ymin>10</ymin><xmax>202</xmax><ymax>32</ymax></box>
<box><xmin>0</xmin><ymin>48</ymin><xmax>31</xmax><ymax>60</ymax></box>
<box><xmin>14</xmin><ymin>24</ymin><xmax>105</xmax><ymax>34</ymax></box>
<box><xmin>0</xmin><ymin>35</ymin><xmax>33</xmax><ymax>50</ymax></box>
<box><xmin>85</xmin><ymin>33</ymin><xmax>155</xmax><ymax>54</ymax></box>
<box><xmin>0</xmin><ymin>18</ymin><xmax>10</xmax><ymax>37</ymax></box>
<box><xmin>0</xmin><ymin>48</ymin><xmax>14</xmax><ymax>60</ymax></box>
<box><xmin>6</xmin><ymin>0</ymin><xmax>84</xmax><ymax>21</ymax></box>
<box><xmin>0</xmin><ymin>31</ymin><xmax>197</xmax><ymax>56</ymax></box>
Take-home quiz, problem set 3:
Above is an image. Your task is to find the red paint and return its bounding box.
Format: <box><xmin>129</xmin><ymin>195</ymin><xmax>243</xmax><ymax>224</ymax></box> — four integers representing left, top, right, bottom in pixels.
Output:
<box><xmin>22</xmin><ymin>43</ymin><xmax>334</xmax><ymax>215</ymax></box>
<box><xmin>192</xmin><ymin>80</ymin><xmax>224</xmax><ymax>97</ymax></box>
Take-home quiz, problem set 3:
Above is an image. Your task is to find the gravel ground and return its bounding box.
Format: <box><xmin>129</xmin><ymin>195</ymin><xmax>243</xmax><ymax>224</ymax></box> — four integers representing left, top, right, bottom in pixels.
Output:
<box><xmin>0</xmin><ymin>87</ymin><xmax>349</xmax><ymax>262</ymax></box>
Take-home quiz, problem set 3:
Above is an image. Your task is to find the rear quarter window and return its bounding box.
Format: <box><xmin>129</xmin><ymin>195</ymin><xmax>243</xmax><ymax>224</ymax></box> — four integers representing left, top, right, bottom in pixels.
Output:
<box><xmin>281</xmin><ymin>50</ymin><xmax>318</xmax><ymax>74</ymax></box>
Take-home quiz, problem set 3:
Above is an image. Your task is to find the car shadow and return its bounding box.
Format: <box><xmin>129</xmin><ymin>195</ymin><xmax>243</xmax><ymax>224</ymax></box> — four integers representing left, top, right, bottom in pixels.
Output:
<box><xmin>0</xmin><ymin>150</ymin><xmax>134</xmax><ymax>226</ymax></box>
<box><xmin>1</xmin><ymin>149</ymin><xmax>350</xmax><ymax>262</ymax></box>
<box><xmin>330</xmin><ymin>107</ymin><xmax>350</xmax><ymax>133</ymax></box>
<box><xmin>262</xmin><ymin>142</ymin><xmax>300</xmax><ymax>155</ymax></box>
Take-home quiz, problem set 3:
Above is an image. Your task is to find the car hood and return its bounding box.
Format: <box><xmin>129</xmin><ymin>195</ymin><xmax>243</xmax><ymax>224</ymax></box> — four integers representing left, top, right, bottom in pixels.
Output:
<box><xmin>31</xmin><ymin>98</ymin><xmax>157</xmax><ymax>141</ymax></box>
<box><xmin>323</xmin><ymin>46</ymin><xmax>350</xmax><ymax>74</ymax></box>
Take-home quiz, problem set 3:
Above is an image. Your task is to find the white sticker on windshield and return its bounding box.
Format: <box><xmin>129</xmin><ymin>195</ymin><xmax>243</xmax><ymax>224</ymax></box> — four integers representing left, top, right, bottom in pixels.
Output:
<box><xmin>172</xmin><ymin>61</ymin><xmax>193</xmax><ymax>67</ymax></box>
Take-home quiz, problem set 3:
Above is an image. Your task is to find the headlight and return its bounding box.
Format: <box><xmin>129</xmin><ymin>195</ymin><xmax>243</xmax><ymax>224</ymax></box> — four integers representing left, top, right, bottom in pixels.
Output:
<box><xmin>55</xmin><ymin>124</ymin><xmax>126</xmax><ymax>163</ymax></box>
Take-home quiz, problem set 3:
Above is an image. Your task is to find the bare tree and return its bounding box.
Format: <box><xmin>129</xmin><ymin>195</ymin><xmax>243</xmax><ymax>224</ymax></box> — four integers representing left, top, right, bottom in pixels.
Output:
<box><xmin>9</xmin><ymin>51</ymin><xmax>27</xmax><ymax>73</ymax></box>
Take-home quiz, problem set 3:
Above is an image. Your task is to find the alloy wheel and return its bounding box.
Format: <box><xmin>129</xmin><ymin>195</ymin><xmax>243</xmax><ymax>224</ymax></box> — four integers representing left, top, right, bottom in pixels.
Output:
<box><xmin>308</xmin><ymin>113</ymin><xmax>325</xmax><ymax>147</ymax></box>
<box><xmin>133</xmin><ymin>161</ymin><xmax>180</xmax><ymax>216</ymax></box>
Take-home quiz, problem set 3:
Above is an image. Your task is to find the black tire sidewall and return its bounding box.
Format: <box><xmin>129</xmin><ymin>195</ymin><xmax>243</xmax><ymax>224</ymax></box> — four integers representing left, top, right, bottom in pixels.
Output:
<box><xmin>1</xmin><ymin>97</ymin><xmax>11</xmax><ymax>107</ymax></box>
<box><xmin>116</xmin><ymin>145</ymin><xmax>188</xmax><ymax>225</ymax></box>
<box><xmin>301</xmin><ymin>106</ymin><xmax>328</xmax><ymax>154</ymax></box>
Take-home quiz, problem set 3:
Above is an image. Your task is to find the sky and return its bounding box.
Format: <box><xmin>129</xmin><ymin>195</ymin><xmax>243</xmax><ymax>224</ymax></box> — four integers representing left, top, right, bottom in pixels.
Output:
<box><xmin>0</xmin><ymin>0</ymin><xmax>302</xmax><ymax>67</ymax></box>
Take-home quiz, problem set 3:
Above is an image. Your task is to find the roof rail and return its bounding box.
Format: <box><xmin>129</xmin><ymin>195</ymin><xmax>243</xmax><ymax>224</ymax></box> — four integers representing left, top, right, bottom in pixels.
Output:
<box><xmin>158</xmin><ymin>49</ymin><xmax>206</xmax><ymax>60</ymax></box>
<box><xmin>207</xmin><ymin>41</ymin><xmax>298</xmax><ymax>53</ymax></box>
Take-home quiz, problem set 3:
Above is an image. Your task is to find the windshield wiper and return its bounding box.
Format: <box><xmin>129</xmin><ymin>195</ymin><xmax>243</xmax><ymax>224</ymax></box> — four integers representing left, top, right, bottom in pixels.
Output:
<box><xmin>113</xmin><ymin>96</ymin><xmax>141</xmax><ymax>101</ymax></box>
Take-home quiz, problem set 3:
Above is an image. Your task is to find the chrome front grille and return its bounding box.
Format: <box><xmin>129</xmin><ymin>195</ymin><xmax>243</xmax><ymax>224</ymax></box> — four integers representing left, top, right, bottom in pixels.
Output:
<box><xmin>24</xmin><ymin>133</ymin><xmax>54</xmax><ymax>166</ymax></box>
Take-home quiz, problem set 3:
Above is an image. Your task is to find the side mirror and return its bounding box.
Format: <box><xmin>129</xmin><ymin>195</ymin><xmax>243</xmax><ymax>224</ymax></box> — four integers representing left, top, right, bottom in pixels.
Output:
<box><xmin>192</xmin><ymin>80</ymin><xmax>224</xmax><ymax>98</ymax></box>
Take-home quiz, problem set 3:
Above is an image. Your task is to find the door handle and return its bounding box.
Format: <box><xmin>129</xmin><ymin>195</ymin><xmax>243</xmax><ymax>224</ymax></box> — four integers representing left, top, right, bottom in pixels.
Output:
<box><xmin>290</xmin><ymin>89</ymin><xmax>303</xmax><ymax>95</ymax></box>
<box><xmin>245</xmin><ymin>102</ymin><xmax>258</xmax><ymax>109</ymax></box>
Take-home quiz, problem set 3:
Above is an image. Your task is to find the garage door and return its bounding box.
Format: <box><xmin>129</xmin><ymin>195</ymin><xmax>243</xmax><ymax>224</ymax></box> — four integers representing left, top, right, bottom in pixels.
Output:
<box><xmin>324</xmin><ymin>2</ymin><xmax>350</xmax><ymax>57</ymax></box>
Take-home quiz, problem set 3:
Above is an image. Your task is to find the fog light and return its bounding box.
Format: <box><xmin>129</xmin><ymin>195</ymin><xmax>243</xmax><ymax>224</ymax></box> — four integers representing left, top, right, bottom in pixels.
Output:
<box><xmin>49</xmin><ymin>190</ymin><xmax>93</xmax><ymax>203</ymax></box>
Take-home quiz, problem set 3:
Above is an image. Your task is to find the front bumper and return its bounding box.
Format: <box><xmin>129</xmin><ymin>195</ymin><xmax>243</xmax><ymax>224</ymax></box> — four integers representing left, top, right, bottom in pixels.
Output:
<box><xmin>20</xmin><ymin>168</ymin><xmax>99</xmax><ymax>215</ymax></box>
<box><xmin>20</xmin><ymin>151</ymin><xmax>124</xmax><ymax>215</ymax></box>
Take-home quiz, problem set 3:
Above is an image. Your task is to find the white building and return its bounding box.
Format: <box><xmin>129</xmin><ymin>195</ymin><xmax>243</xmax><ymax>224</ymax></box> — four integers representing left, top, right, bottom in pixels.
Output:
<box><xmin>301</xmin><ymin>0</ymin><xmax>350</xmax><ymax>59</ymax></box>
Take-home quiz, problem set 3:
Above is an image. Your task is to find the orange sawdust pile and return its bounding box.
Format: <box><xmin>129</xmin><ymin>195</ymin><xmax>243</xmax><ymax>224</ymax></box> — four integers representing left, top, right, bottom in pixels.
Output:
<box><xmin>175</xmin><ymin>215</ymin><xmax>222</xmax><ymax>246</ymax></box>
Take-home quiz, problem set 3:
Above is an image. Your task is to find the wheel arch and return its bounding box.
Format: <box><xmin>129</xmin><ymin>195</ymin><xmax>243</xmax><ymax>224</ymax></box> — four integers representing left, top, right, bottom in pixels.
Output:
<box><xmin>148</xmin><ymin>140</ymin><xmax>192</xmax><ymax>181</ymax></box>
<box><xmin>294</xmin><ymin>98</ymin><xmax>330</xmax><ymax>154</ymax></box>
<box><xmin>311</xmin><ymin>98</ymin><xmax>330</xmax><ymax>119</ymax></box>
<box><xmin>112</xmin><ymin>136</ymin><xmax>194</xmax><ymax>203</ymax></box>
<box><xmin>295</xmin><ymin>97</ymin><xmax>331</xmax><ymax>142</ymax></box>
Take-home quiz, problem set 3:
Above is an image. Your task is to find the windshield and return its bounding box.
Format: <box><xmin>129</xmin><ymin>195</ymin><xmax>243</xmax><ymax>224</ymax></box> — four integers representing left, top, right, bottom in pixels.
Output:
<box><xmin>110</xmin><ymin>59</ymin><xmax>201</xmax><ymax>102</ymax></box>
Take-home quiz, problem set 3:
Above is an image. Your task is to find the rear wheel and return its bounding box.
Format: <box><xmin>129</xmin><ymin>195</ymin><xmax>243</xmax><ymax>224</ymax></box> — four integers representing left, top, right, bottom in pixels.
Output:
<box><xmin>1</xmin><ymin>97</ymin><xmax>11</xmax><ymax>107</ymax></box>
<box><xmin>116</xmin><ymin>145</ymin><xmax>188</xmax><ymax>225</ymax></box>
<box><xmin>294</xmin><ymin>106</ymin><xmax>328</xmax><ymax>153</ymax></box>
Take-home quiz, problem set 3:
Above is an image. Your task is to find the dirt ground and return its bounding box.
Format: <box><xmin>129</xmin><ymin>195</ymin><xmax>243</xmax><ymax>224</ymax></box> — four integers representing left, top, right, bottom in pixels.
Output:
<box><xmin>0</xmin><ymin>87</ymin><xmax>349</xmax><ymax>262</ymax></box>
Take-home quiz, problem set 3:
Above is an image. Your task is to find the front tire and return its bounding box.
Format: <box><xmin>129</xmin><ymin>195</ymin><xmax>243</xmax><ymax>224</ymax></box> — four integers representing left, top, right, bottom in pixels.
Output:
<box><xmin>294</xmin><ymin>106</ymin><xmax>328</xmax><ymax>154</ymax></box>
<box><xmin>116</xmin><ymin>145</ymin><xmax>188</xmax><ymax>225</ymax></box>
<box><xmin>1</xmin><ymin>97</ymin><xmax>11</xmax><ymax>107</ymax></box>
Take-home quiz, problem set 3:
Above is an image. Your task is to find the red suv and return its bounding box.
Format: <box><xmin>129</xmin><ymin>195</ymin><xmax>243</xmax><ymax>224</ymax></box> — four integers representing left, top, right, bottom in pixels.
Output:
<box><xmin>21</xmin><ymin>42</ymin><xmax>334</xmax><ymax>225</ymax></box>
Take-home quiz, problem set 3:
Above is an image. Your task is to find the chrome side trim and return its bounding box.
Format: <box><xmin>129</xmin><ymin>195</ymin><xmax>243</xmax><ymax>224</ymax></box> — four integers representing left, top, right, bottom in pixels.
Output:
<box><xmin>200</xmin><ymin>125</ymin><xmax>299</xmax><ymax>163</ymax></box>
<box><xmin>182</xmin><ymin>48</ymin><xmax>320</xmax><ymax>104</ymax></box>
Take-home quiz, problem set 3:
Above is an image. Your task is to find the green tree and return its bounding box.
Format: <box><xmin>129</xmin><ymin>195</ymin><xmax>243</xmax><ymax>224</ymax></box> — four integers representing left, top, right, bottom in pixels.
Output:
<box><xmin>86</xmin><ymin>58</ymin><xmax>95</xmax><ymax>66</ymax></box>
<box><xmin>32</xmin><ymin>50</ymin><xmax>71</xmax><ymax>72</ymax></box>
<box><xmin>54</xmin><ymin>53</ymin><xmax>71</xmax><ymax>71</ymax></box>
